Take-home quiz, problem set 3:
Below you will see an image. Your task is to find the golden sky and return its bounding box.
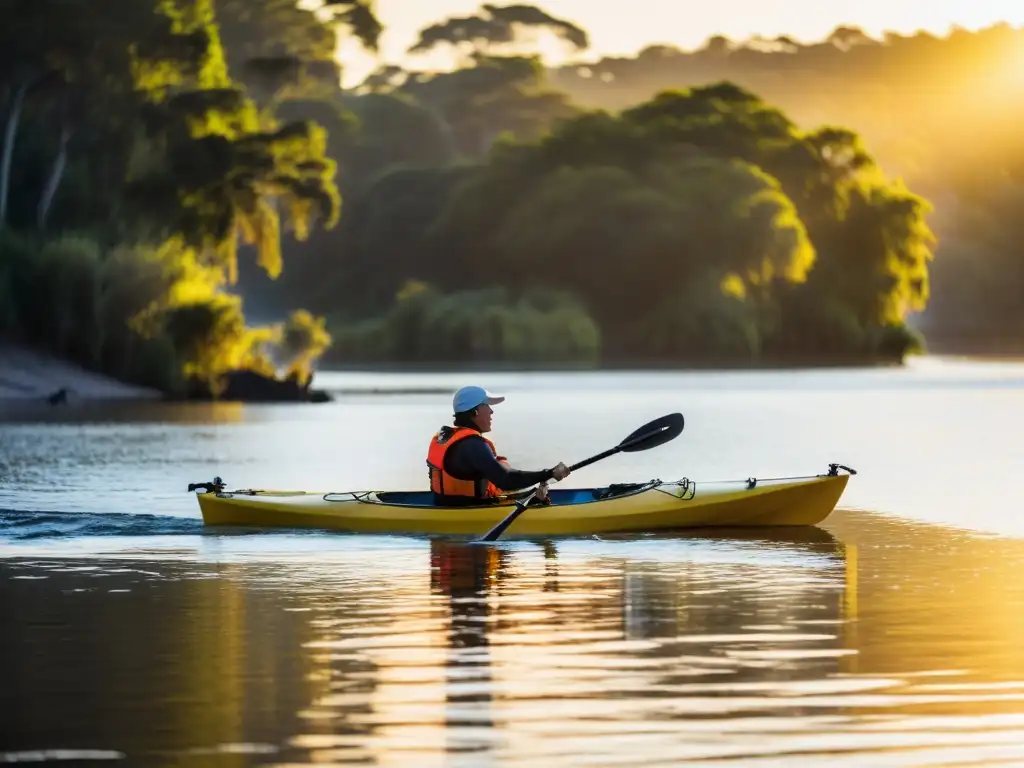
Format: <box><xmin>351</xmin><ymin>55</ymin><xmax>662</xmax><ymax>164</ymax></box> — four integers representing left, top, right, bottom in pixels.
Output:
<box><xmin>337</xmin><ymin>0</ymin><xmax>1024</xmax><ymax>83</ymax></box>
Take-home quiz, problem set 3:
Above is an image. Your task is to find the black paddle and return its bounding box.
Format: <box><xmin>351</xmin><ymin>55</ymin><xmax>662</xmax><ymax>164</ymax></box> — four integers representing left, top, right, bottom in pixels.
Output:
<box><xmin>478</xmin><ymin>412</ymin><xmax>685</xmax><ymax>542</ymax></box>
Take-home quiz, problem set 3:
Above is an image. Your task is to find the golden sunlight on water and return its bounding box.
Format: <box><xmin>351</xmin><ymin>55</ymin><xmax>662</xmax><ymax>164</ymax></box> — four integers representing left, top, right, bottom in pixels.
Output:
<box><xmin>4</xmin><ymin>509</ymin><xmax>1024</xmax><ymax>766</ymax></box>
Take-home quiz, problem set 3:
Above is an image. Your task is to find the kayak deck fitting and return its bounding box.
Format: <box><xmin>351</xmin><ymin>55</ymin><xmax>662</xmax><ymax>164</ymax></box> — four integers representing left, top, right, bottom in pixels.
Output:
<box><xmin>189</xmin><ymin>463</ymin><xmax>857</xmax><ymax>537</ymax></box>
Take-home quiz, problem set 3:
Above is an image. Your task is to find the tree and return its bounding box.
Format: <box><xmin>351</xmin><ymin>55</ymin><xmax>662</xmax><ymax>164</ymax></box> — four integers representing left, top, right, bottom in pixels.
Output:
<box><xmin>213</xmin><ymin>0</ymin><xmax>382</xmax><ymax>94</ymax></box>
<box><xmin>536</xmin><ymin>22</ymin><xmax>1024</xmax><ymax>347</ymax></box>
<box><xmin>0</xmin><ymin>0</ymin><xmax>222</xmax><ymax>230</ymax></box>
<box><xmin>352</xmin><ymin>4</ymin><xmax>589</xmax><ymax>158</ymax></box>
<box><xmin>328</xmin><ymin>91</ymin><xmax>457</xmax><ymax>191</ymax></box>
<box><xmin>397</xmin><ymin>54</ymin><xmax>580</xmax><ymax>156</ymax></box>
<box><xmin>273</xmin><ymin>308</ymin><xmax>332</xmax><ymax>384</ymax></box>
<box><xmin>319</xmin><ymin>163</ymin><xmax>478</xmax><ymax>314</ymax></box>
<box><xmin>408</xmin><ymin>3</ymin><xmax>589</xmax><ymax>63</ymax></box>
<box><xmin>232</xmin><ymin>92</ymin><xmax>461</xmax><ymax>315</ymax></box>
<box><xmin>0</xmin><ymin>0</ymin><xmax>344</xmax><ymax>394</ymax></box>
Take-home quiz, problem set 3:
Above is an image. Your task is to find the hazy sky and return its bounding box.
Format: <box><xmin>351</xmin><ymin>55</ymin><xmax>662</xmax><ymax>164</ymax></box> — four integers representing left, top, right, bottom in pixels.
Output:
<box><xmin>338</xmin><ymin>0</ymin><xmax>1024</xmax><ymax>82</ymax></box>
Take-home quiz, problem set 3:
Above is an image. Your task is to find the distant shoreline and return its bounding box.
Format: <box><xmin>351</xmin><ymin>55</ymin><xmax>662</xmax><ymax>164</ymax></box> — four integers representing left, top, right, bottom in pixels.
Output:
<box><xmin>317</xmin><ymin>355</ymin><xmax>907</xmax><ymax>374</ymax></box>
<box><xmin>317</xmin><ymin>338</ymin><xmax>1024</xmax><ymax>374</ymax></box>
<box><xmin>4</xmin><ymin>340</ymin><xmax>1021</xmax><ymax>407</ymax></box>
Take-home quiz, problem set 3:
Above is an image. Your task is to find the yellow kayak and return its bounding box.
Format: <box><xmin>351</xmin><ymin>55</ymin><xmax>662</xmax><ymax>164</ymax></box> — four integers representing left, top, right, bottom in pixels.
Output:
<box><xmin>190</xmin><ymin>463</ymin><xmax>856</xmax><ymax>537</ymax></box>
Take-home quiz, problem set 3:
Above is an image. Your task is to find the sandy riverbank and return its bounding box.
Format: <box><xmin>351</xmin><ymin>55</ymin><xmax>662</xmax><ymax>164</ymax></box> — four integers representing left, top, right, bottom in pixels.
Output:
<box><xmin>0</xmin><ymin>343</ymin><xmax>161</xmax><ymax>402</ymax></box>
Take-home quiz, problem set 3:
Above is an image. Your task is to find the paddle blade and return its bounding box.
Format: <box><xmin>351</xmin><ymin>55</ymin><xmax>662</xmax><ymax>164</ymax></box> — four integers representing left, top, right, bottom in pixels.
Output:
<box><xmin>619</xmin><ymin>412</ymin><xmax>684</xmax><ymax>452</ymax></box>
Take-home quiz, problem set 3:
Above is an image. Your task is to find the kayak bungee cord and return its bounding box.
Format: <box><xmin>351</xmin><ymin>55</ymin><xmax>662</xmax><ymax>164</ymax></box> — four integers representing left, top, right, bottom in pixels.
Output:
<box><xmin>323</xmin><ymin>491</ymin><xmax>375</xmax><ymax>503</ymax></box>
<box><xmin>652</xmin><ymin>480</ymin><xmax>695</xmax><ymax>500</ymax></box>
<box><xmin>652</xmin><ymin>463</ymin><xmax>858</xmax><ymax>499</ymax></box>
<box><xmin>679</xmin><ymin>463</ymin><xmax>858</xmax><ymax>488</ymax></box>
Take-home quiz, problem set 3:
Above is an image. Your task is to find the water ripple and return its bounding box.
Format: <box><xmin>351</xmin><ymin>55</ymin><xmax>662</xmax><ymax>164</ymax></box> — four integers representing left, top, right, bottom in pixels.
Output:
<box><xmin>4</xmin><ymin>513</ymin><xmax>1024</xmax><ymax>767</ymax></box>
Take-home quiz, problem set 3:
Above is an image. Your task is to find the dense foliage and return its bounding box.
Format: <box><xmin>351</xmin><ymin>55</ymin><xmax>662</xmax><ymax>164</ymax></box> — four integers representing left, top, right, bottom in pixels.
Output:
<box><xmin>310</xmin><ymin>82</ymin><xmax>932</xmax><ymax>364</ymax></box>
<box><xmin>0</xmin><ymin>0</ymin><xmax>376</xmax><ymax>393</ymax></box>
<box><xmin>237</xmin><ymin>1</ymin><xmax>943</xmax><ymax>365</ymax></box>
<box><xmin>5</xmin><ymin>2</ymin><xmax>1017</xmax><ymax>382</ymax></box>
<box><xmin>329</xmin><ymin>280</ymin><xmax>600</xmax><ymax>366</ymax></box>
<box><xmin>539</xmin><ymin>22</ymin><xmax>1024</xmax><ymax>350</ymax></box>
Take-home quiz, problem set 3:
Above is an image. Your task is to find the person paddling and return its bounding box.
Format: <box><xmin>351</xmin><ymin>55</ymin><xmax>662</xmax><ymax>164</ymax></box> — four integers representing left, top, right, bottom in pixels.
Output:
<box><xmin>426</xmin><ymin>385</ymin><xmax>570</xmax><ymax>506</ymax></box>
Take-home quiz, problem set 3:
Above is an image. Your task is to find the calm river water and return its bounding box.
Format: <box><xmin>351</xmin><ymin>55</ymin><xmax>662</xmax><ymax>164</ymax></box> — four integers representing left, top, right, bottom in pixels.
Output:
<box><xmin>2</xmin><ymin>357</ymin><xmax>1024</xmax><ymax>766</ymax></box>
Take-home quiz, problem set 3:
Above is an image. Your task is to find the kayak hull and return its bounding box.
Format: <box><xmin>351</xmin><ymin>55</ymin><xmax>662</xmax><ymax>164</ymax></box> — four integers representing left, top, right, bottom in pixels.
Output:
<box><xmin>193</xmin><ymin>465</ymin><xmax>854</xmax><ymax>537</ymax></box>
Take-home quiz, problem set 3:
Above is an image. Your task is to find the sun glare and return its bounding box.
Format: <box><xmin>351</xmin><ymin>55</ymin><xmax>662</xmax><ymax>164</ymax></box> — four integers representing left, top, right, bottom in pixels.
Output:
<box><xmin>962</xmin><ymin>34</ymin><xmax>1024</xmax><ymax>110</ymax></box>
<box><xmin>532</xmin><ymin>29</ymin><xmax>578</xmax><ymax>68</ymax></box>
<box><xmin>1002</xmin><ymin>41</ymin><xmax>1024</xmax><ymax>85</ymax></box>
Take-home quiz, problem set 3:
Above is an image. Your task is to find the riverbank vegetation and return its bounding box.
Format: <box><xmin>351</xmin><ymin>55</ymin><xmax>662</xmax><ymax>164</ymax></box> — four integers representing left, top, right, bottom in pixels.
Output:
<box><xmin>312</xmin><ymin>83</ymin><xmax>932</xmax><ymax>366</ymax></box>
<box><xmin>0</xmin><ymin>0</ymin><xmax>360</xmax><ymax>397</ymax></box>
<box><xmin>3</xmin><ymin>2</ymin><xmax>1020</xmax><ymax>390</ymax></box>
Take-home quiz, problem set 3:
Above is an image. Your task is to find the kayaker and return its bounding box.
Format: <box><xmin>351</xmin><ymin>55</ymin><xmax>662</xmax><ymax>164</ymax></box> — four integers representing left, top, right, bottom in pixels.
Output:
<box><xmin>427</xmin><ymin>385</ymin><xmax>571</xmax><ymax>506</ymax></box>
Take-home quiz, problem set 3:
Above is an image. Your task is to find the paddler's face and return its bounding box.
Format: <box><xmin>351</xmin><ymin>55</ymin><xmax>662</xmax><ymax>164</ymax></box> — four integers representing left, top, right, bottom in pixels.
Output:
<box><xmin>472</xmin><ymin>403</ymin><xmax>493</xmax><ymax>432</ymax></box>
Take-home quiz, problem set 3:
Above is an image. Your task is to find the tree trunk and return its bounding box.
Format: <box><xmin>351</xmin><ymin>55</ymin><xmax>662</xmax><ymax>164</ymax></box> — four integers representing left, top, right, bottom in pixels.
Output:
<box><xmin>37</xmin><ymin>122</ymin><xmax>72</xmax><ymax>232</ymax></box>
<box><xmin>0</xmin><ymin>79</ymin><xmax>29</xmax><ymax>227</ymax></box>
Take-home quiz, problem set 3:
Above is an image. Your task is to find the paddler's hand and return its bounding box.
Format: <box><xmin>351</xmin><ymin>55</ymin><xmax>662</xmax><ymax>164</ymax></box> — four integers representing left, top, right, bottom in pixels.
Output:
<box><xmin>535</xmin><ymin>482</ymin><xmax>549</xmax><ymax>501</ymax></box>
<box><xmin>550</xmin><ymin>462</ymin><xmax>570</xmax><ymax>481</ymax></box>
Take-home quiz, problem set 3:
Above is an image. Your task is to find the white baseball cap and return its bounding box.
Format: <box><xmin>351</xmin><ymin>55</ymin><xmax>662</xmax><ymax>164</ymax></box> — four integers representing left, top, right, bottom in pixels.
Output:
<box><xmin>453</xmin><ymin>385</ymin><xmax>505</xmax><ymax>413</ymax></box>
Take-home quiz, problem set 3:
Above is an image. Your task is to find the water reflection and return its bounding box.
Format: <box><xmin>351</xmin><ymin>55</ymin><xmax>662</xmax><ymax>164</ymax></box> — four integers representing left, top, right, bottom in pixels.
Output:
<box><xmin>4</xmin><ymin>513</ymin><xmax>1024</xmax><ymax>766</ymax></box>
<box><xmin>0</xmin><ymin>399</ymin><xmax>249</xmax><ymax>425</ymax></box>
<box><xmin>433</xmin><ymin>542</ymin><xmax>500</xmax><ymax>762</ymax></box>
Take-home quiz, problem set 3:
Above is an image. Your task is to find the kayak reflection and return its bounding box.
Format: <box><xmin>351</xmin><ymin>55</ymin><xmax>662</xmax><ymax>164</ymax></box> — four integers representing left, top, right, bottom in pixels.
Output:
<box><xmin>430</xmin><ymin>541</ymin><xmax>504</xmax><ymax>760</ymax></box>
<box><xmin>427</xmin><ymin>529</ymin><xmax>852</xmax><ymax>755</ymax></box>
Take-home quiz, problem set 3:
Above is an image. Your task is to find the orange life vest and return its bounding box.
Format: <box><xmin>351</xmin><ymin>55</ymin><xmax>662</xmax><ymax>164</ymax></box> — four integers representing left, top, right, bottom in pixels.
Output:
<box><xmin>426</xmin><ymin>427</ymin><xmax>507</xmax><ymax>500</ymax></box>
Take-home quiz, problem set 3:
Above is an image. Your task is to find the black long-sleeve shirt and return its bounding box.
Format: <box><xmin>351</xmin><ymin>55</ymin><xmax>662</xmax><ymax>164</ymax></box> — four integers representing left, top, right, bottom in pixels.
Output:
<box><xmin>438</xmin><ymin>432</ymin><xmax>553</xmax><ymax>505</ymax></box>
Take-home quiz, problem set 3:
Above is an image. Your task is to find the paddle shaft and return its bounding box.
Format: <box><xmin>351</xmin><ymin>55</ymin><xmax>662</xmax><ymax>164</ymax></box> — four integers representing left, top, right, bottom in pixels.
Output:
<box><xmin>567</xmin><ymin>428</ymin><xmax>656</xmax><ymax>473</ymax></box>
<box><xmin>479</xmin><ymin>423</ymin><xmax>671</xmax><ymax>542</ymax></box>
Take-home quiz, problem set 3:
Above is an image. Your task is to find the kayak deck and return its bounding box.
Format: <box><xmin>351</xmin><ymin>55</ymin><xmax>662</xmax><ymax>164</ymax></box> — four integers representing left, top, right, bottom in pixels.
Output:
<box><xmin>191</xmin><ymin>463</ymin><xmax>856</xmax><ymax>537</ymax></box>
